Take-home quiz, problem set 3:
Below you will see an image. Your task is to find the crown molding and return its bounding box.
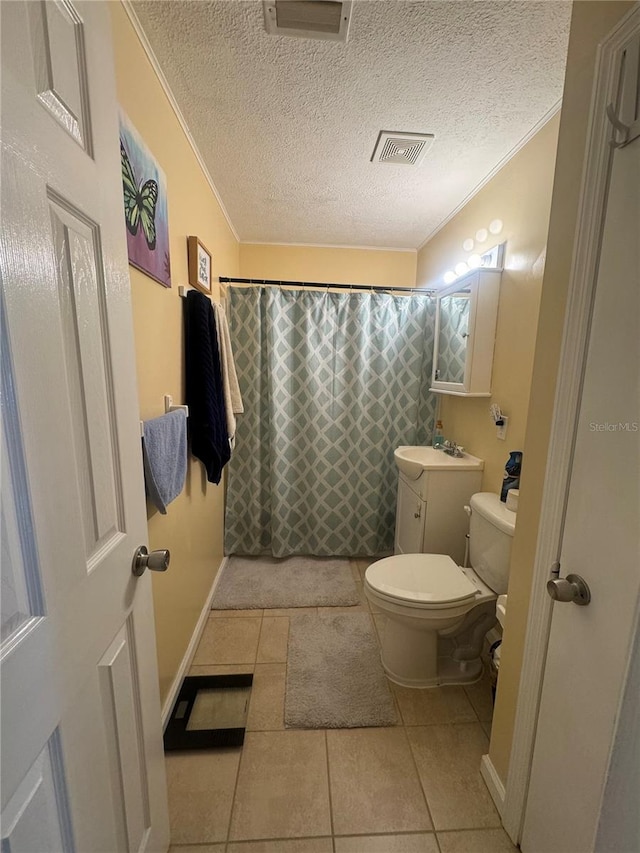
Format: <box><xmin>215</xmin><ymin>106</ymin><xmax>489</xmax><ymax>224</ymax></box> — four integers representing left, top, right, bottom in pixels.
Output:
<box><xmin>120</xmin><ymin>0</ymin><xmax>240</xmax><ymax>243</ymax></box>
<box><xmin>241</xmin><ymin>240</ymin><xmax>417</xmax><ymax>254</ymax></box>
<box><xmin>417</xmin><ymin>99</ymin><xmax>563</xmax><ymax>251</ymax></box>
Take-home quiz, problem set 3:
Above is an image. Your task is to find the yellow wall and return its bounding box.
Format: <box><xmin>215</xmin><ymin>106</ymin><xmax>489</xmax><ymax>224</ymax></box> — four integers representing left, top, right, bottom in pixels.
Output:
<box><xmin>240</xmin><ymin>243</ymin><xmax>417</xmax><ymax>288</ymax></box>
<box><xmin>417</xmin><ymin>115</ymin><xmax>560</xmax><ymax>495</ymax></box>
<box><xmin>489</xmin><ymin>0</ymin><xmax>635</xmax><ymax>782</ymax></box>
<box><xmin>110</xmin><ymin>3</ymin><xmax>240</xmax><ymax>706</ymax></box>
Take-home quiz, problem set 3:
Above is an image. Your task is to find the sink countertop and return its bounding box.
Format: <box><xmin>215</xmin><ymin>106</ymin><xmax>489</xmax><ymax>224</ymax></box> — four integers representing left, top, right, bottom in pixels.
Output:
<box><xmin>394</xmin><ymin>445</ymin><xmax>484</xmax><ymax>479</ymax></box>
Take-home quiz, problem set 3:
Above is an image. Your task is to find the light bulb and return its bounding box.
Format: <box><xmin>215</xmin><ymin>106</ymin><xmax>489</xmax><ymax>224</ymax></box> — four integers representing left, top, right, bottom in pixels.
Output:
<box><xmin>443</xmin><ymin>271</ymin><xmax>456</xmax><ymax>284</ymax></box>
<box><xmin>468</xmin><ymin>254</ymin><xmax>482</xmax><ymax>269</ymax></box>
<box><xmin>455</xmin><ymin>262</ymin><xmax>468</xmax><ymax>276</ymax></box>
<box><xmin>462</xmin><ymin>238</ymin><xmax>474</xmax><ymax>252</ymax></box>
<box><xmin>475</xmin><ymin>228</ymin><xmax>488</xmax><ymax>243</ymax></box>
<box><xmin>489</xmin><ymin>219</ymin><xmax>503</xmax><ymax>235</ymax></box>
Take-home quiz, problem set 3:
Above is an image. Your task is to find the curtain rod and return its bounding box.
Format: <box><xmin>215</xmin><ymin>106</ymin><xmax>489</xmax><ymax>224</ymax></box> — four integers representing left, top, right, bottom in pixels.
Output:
<box><xmin>218</xmin><ymin>276</ymin><xmax>434</xmax><ymax>295</ymax></box>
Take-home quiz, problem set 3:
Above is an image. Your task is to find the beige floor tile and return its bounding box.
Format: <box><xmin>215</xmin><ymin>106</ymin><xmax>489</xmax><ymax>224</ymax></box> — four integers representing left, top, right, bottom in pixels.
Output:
<box><xmin>327</xmin><ymin>728</ymin><xmax>432</xmax><ymax>836</ymax></box>
<box><xmin>210</xmin><ymin>608</ymin><xmax>264</xmax><ymax>618</ymax></box>
<box><xmin>193</xmin><ymin>617</ymin><xmax>261</xmax><ymax>666</ymax></box>
<box><xmin>228</xmin><ymin>839</ymin><xmax>333</xmax><ymax>853</ymax></box>
<box><xmin>437</xmin><ymin>828</ymin><xmax>517</xmax><ymax>852</ymax></box>
<box><xmin>373</xmin><ymin>613</ymin><xmax>386</xmax><ymax>644</ymax></box>
<box><xmin>335</xmin><ymin>833</ymin><xmax>439</xmax><ymax>852</ymax></box>
<box><xmin>169</xmin><ymin>846</ymin><xmax>225</xmax><ymax>852</ymax></box>
<box><xmin>166</xmin><ymin>749</ymin><xmax>241</xmax><ymax>844</ymax></box>
<box><xmin>393</xmin><ymin>684</ymin><xmax>477</xmax><ymax>726</ymax></box>
<box><xmin>256</xmin><ymin>616</ymin><xmax>289</xmax><ymax>663</ymax></box>
<box><xmin>188</xmin><ymin>663</ymin><xmax>254</xmax><ymax>676</ymax></box>
<box><xmin>266</xmin><ymin>607</ymin><xmax>317</xmax><ymax>617</ymax></box>
<box><xmin>481</xmin><ymin>719</ymin><xmax>492</xmax><ymax>740</ymax></box>
<box><xmin>229</xmin><ymin>730</ymin><xmax>331</xmax><ymax>840</ymax></box>
<box><xmin>463</xmin><ymin>676</ymin><xmax>495</xmax><ymax>723</ymax></box>
<box><xmin>407</xmin><ymin>724</ymin><xmax>501</xmax><ymax>831</ymax></box>
<box><xmin>246</xmin><ymin>663</ymin><xmax>286</xmax><ymax>731</ymax></box>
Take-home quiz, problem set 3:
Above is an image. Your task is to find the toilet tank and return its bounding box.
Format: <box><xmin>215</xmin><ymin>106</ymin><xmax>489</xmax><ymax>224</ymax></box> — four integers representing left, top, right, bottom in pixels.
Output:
<box><xmin>469</xmin><ymin>492</ymin><xmax>516</xmax><ymax>594</ymax></box>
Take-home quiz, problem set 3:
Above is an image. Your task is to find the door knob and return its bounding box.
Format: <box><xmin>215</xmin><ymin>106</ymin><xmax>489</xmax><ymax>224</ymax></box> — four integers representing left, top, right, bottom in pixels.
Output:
<box><xmin>546</xmin><ymin>573</ymin><xmax>591</xmax><ymax>606</ymax></box>
<box><xmin>132</xmin><ymin>545</ymin><xmax>170</xmax><ymax>577</ymax></box>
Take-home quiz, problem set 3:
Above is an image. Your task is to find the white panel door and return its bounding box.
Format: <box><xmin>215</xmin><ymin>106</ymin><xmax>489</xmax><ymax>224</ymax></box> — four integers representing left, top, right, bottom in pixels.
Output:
<box><xmin>521</xmin><ymin>28</ymin><xmax>640</xmax><ymax>853</ymax></box>
<box><xmin>1</xmin><ymin>2</ymin><xmax>169</xmax><ymax>851</ymax></box>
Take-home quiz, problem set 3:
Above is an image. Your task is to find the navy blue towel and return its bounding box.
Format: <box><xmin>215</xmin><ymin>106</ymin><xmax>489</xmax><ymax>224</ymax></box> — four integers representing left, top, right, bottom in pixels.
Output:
<box><xmin>184</xmin><ymin>290</ymin><xmax>230</xmax><ymax>484</ymax></box>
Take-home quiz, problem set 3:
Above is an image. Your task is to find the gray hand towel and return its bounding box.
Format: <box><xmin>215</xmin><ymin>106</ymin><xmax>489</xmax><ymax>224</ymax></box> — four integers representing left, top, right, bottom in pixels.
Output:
<box><xmin>142</xmin><ymin>410</ymin><xmax>187</xmax><ymax>514</ymax></box>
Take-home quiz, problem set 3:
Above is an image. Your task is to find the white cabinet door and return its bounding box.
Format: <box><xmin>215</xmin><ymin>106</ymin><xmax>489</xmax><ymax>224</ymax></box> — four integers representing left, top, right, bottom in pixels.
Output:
<box><xmin>394</xmin><ymin>476</ymin><xmax>426</xmax><ymax>554</ymax></box>
<box><xmin>1</xmin><ymin>3</ymin><xmax>169</xmax><ymax>851</ymax></box>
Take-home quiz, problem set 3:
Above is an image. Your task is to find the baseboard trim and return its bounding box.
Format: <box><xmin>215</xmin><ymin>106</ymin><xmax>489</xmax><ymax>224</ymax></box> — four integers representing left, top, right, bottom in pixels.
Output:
<box><xmin>161</xmin><ymin>556</ymin><xmax>228</xmax><ymax>729</ymax></box>
<box><xmin>481</xmin><ymin>753</ymin><xmax>506</xmax><ymax>816</ymax></box>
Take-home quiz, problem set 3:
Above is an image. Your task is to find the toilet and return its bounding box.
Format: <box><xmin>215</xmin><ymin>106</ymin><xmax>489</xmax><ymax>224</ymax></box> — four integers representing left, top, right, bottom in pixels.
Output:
<box><xmin>364</xmin><ymin>492</ymin><xmax>516</xmax><ymax>688</ymax></box>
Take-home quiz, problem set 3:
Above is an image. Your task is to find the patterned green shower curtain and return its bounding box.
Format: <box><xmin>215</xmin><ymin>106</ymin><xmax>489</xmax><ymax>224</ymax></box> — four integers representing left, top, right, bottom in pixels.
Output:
<box><xmin>224</xmin><ymin>286</ymin><xmax>437</xmax><ymax>557</ymax></box>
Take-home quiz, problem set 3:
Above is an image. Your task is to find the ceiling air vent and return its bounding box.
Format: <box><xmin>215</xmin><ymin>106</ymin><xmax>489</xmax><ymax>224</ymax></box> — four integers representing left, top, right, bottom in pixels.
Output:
<box><xmin>263</xmin><ymin>1</ymin><xmax>352</xmax><ymax>42</ymax></box>
<box><xmin>371</xmin><ymin>131</ymin><xmax>435</xmax><ymax>166</ymax></box>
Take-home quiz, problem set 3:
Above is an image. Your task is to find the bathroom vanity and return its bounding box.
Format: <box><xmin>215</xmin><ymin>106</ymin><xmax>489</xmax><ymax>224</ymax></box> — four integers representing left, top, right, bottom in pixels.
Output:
<box><xmin>394</xmin><ymin>446</ymin><xmax>484</xmax><ymax>564</ymax></box>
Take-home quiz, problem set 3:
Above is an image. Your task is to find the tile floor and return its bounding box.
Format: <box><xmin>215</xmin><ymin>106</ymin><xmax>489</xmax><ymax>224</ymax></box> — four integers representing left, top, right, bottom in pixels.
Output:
<box><xmin>168</xmin><ymin>559</ymin><xmax>516</xmax><ymax>853</ymax></box>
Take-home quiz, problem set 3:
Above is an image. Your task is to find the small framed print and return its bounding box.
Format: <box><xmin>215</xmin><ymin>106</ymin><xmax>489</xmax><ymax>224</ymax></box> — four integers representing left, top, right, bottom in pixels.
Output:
<box><xmin>187</xmin><ymin>236</ymin><xmax>212</xmax><ymax>294</ymax></box>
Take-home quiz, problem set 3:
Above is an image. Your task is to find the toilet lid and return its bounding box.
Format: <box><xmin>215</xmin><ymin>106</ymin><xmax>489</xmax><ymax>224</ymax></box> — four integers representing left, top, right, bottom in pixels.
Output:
<box><xmin>366</xmin><ymin>554</ymin><xmax>478</xmax><ymax>605</ymax></box>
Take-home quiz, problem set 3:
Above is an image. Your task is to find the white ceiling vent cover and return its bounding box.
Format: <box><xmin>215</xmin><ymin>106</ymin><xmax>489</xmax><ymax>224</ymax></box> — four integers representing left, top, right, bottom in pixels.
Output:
<box><xmin>263</xmin><ymin>1</ymin><xmax>352</xmax><ymax>42</ymax></box>
<box><xmin>371</xmin><ymin>131</ymin><xmax>435</xmax><ymax>166</ymax></box>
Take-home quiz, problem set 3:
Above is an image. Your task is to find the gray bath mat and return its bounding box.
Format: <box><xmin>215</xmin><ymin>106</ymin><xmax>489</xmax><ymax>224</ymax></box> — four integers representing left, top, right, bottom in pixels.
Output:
<box><xmin>211</xmin><ymin>555</ymin><xmax>360</xmax><ymax>610</ymax></box>
<box><xmin>285</xmin><ymin>612</ymin><xmax>398</xmax><ymax>728</ymax></box>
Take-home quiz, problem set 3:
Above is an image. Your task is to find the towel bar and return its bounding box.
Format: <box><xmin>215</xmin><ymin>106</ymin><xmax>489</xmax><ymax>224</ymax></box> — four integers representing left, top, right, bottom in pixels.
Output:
<box><xmin>139</xmin><ymin>396</ymin><xmax>189</xmax><ymax>437</ymax></box>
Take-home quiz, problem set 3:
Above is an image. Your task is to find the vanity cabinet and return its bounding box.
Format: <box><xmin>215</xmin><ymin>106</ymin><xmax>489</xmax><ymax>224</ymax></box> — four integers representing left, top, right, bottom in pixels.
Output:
<box><xmin>394</xmin><ymin>465</ymin><xmax>483</xmax><ymax>565</ymax></box>
<box><xmin>430</xmin><ymin>268</ymin><xmax>501</xmax><ymax>397</ymax></box>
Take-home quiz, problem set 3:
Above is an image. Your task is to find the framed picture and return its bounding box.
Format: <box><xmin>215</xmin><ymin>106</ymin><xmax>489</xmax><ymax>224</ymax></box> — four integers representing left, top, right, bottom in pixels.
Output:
<box><xmin>187</xmin><ymin>236</ymin><xmax>213</xmax><ymax>294</ymax></box>
<box><xmin>119</xmin><ymin>109</ymin><xmax>171</xmax><ymax>288</ymax></box>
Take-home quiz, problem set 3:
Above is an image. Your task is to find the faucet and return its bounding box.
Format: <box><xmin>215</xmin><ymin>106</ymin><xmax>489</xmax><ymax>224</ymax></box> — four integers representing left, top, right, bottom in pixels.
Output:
<box><xmin>442</xmin><ymin>440</ymin><xmax>465</xmax><ymax>458</ymax></box>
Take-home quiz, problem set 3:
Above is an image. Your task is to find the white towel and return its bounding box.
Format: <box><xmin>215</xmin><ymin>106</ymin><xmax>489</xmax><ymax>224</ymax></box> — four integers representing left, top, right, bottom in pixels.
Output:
<box><xmin>214</xmin><ymin>302</ymin><xmax>244</xmax><ymax>445</ymax></box>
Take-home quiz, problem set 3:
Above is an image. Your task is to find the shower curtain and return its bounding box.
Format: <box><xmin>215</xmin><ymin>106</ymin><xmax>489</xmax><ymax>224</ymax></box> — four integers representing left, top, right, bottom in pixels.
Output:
<box><xmin>224</xmin><ymin>286</ymin><xmax>437</xmax><ymax>557</ymax></box>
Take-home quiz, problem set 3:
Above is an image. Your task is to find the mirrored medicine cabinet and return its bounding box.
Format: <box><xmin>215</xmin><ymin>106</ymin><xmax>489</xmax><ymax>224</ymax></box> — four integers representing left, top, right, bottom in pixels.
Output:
<box><xmin>430</xmin><ymin>268</ymin><xmax>501</xmax><ymax>397</ymax></box>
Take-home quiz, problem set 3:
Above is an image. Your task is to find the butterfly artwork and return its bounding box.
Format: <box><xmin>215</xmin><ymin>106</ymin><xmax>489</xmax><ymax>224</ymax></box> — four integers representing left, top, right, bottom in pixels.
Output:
<box><xmin>121</xmin><ymin>141</ymin><xmax>158</xmax><ymax>250</ymax></box>
<box><xmin>119</xmin><ymin>109</ymin><xmax>171</xmax><ymax>288</ymax></box>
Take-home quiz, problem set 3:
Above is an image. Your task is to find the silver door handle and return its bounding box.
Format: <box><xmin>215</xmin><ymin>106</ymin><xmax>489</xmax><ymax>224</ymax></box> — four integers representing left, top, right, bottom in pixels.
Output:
<box><xmin>132</xmin><ymin>545</ymin><xmax>170</xmax><ymax>577</ymax></box>
<box><xmin>546</xmin><ymin>573</ymin><xmax>591</xmax><ymax>606</ymax></box>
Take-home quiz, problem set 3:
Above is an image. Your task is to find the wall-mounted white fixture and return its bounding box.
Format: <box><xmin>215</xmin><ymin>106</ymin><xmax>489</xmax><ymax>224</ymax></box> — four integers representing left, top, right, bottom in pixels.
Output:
<box><xmin>440</xmin><ymin>242</ymin><xmax>506</xmax><ymax>286</ymax></box>
<box><xmin>371</xmin><ymin>130</ymin><xmax>435</xmax><ymax>166</ymax></box>
<box><xmin>263</xmin><ymin>0</ymin><xmax>352</xmax><ymax>42</ymax></box>
<box><xmin>463</xmin><ymin>238</ymin><xmax>474</xmax><ymax>252</ymax></box>
<box><xmin>475</xmin><ymin>228</ymin><xmax>488</xmax><ymax>243</ymax></box>
<box><xmin>490</xmin><ymin>402</ymin><xmax>508</xmax><ymax>440</ymax></box>
<box><xmin>431</xmin><ymin>268</ymin><xmax>502</xmax><ymax>397</ymax></box>
<box><xmin>489</xmin><ymin>219</ymin><xmax>504</xmax><ymax>235</ymax></box>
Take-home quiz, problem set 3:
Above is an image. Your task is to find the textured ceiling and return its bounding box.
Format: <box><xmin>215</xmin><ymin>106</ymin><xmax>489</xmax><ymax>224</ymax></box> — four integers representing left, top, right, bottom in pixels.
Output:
<box><xmin>132</xmin><ymin>0</ymin><xmax>571</xmax><ymax>249</ymax></box>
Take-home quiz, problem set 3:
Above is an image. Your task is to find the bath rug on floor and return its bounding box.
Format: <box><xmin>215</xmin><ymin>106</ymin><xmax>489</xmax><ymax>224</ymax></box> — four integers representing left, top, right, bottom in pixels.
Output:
<box><xmin>211</xmin><ymin>555</ymin><xmax>360</xmax><ymax>610</ymax></box>
<box><xmin>285</xmin><ymin>612</ymin><xmax>398</xmax><ymax>728</ymax></box>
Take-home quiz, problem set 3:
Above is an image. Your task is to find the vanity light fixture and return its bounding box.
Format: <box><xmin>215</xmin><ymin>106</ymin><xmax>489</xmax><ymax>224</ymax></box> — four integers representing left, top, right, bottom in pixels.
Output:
<box><xmin>475</xmin><ymin>228</ymin><xmax>488</xmax><ymax>243</ymax></box>
<box><xmin>463</xmin><ymin>238</ymin><xmax>474</xmax><ymax>252</ymax></box>
<box><xmin>440</xmin><ymin>242</ymin><xmax>506</xmax><ymax>286</ymax></box>
<box><xmin>489</xmin><ymin>219</ymin><xmax>503</xmax><ymax>235</ymax></box>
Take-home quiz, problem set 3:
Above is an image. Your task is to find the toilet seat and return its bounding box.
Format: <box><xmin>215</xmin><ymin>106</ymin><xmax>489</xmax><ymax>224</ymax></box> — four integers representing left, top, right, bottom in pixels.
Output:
<box><xmin>365</xmin><ymin>553</ymin><xmax>479</xmax><ymax>609</ymax></box>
